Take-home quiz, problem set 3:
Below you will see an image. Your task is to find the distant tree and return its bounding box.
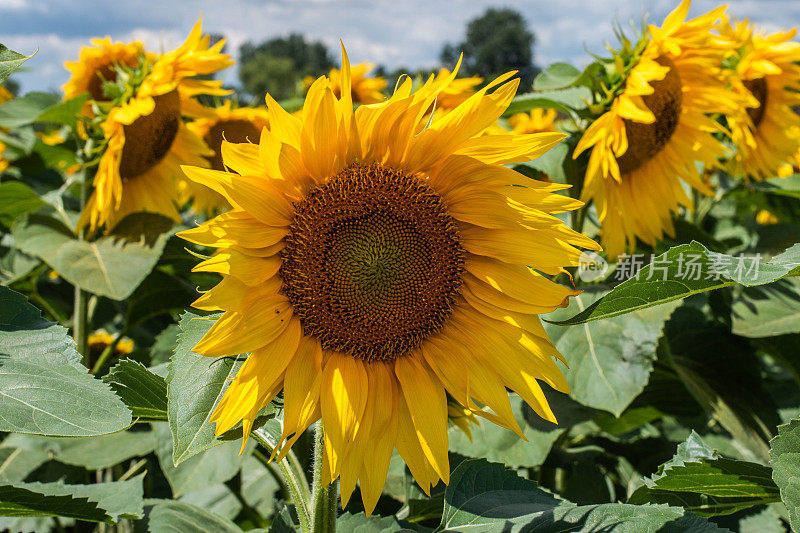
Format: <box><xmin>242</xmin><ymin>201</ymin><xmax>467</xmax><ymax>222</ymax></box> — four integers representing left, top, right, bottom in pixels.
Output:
<box><xmin>238</xmin><ymin>34</ymin><xmax>335</xmax><ymax>100</ymax></box>
<box><xmin>440</xmin><ymin>8</ymin><xmax>539</xmax><ymax>89</ymax></box>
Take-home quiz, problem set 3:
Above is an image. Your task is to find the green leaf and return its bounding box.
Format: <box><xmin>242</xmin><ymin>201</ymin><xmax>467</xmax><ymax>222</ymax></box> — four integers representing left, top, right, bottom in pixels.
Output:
<box><xmin>504</xmin><ymin>87</ymin><xmax>592</xmax><ymax>115</ymax></box>
<box><xmin>544</xmin><ymin>293</ymin><xmax>679</xmax><ymax>415</ymax></box>
<box><xmin>439</xmin><ymin>459</ymin><xmax>722</xmax><ymax>532</ymax></box>
<box><xmin>0</xmin><ymin>287</ymin><xmax>132</xmax><ymax>436</ymax></box>
<box><xmin>142</xmin><ymin>499</ymin><xmax>243</xmax><ymax>533</ymax></box>
<box><xmin>0</xmin><ymin>92</ymin><xmax>85</xmax><ymax>129</ymax></box>
<box><xmin>12</xmin><ymin>212</ymin><xmax>168</xmax><ymax>300</ymax></box>
<box><xmin>448</xmin><ymin>390</ymin><xmax>594</xmax><ymax>468</ymax></box>
<box><xmin>109</xmin><ymin>212</ymin><xmax>175</xmax><ymax>247</ymax></box>
<box><xmin>0</xmin><ymin>485</ymin><xmax>107</xmax><ymax>522</ymax></box>
<box><xmin>629</xmin><ymin>458</ymin><xmax>780</xmax><ymax>516</ymax></box>
<box><xmin>533</xmin><ymin>62</ymin><xmax>584</xmax><ymax>90</ymax></box>
<box><xmin>33</xmin><ymin>94</ymin><xmax>87</xmax><ymax>129</ymax></box>
<box><xmin>664</xmin><ymin>307</ymin><xmax>780</xmax><ymax>461</ymax></box>
<box><xmin>0</xmin><ymin>444</ymin><xmax>49</xmax><ymax>483</ymax></box>
<box><xmin>167</xmin><ymin>312</ymin><xmax>276</xmax><ymax>465</ymax></box>
<box><xmin>126</xmin><ymin>270</ymin><xmax>196</xmax><ymax>328</ymax></box>
<box><xmin>0</xmin><ymin>44</ymin><xmax>32</xmax><ymax>83</ymax></box>
<box><xmin>769</xmin><ymin>418</ymin><xmax>800</xmax><ymax>531</ymax></box>
<box><xmin>552</xmin><ymin>241</ymin><xmax>800</xmax><ymax>325</ymax></box>
<box><xmin>154</xmin><ymin>423</ymin><xmax>250</xmax><ymax>498</ymax></box>
<box><xmin>336</xmin><ymin>513</ymin><xmax>407</xmax><ymax>532</ymax></box>
<box><xmin>439</xmin><ymin>459</ymin><xmax>561</xmax><ymax>531</ymax></box>
<box><xmin>102</xmin><ymin>359</ymin><xmax>167</xmax><ymax>421</ymax></box>
<box><xmin>749</xmin><ymin>174</ymin><xmax>800</xmax><ymax>200</ymax></box>
<box><xmin>45</xmin><ymin>430</ymin><xmax>156</xmax><ymax>470</ymax></box>
<box><xmin>0</xmin><ymin>182</ymin><xmax>46</xmax><ymax>229</ymax></box>
<box><xmin>732</xmin><ymin>279</ymin><xmax>800</xmax><ymax>337</ymax></box>
<box><xmin>0</xmin><ymin>475</ymin><xmax>144</xmax><ymax>523</ymax></box>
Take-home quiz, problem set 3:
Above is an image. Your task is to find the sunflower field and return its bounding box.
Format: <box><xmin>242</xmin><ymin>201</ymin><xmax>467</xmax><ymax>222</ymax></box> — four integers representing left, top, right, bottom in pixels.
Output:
<box><xmin>1</xmin><ymin>1</ymin><xmax>800</xmax><ymax>531</ymax></box>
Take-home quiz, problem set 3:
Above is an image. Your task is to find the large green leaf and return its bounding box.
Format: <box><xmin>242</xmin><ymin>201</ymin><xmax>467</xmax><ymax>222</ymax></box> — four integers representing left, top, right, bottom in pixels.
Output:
<box><xmin>533</xmin><ymin>62</ymin><xmax>584</xmax><ymax>90</ymax></box>
<box><xmin>336</xmin><ymin>512</ymin><xmax>408</xmax><ymax>532</ymax></box>
<box><xmin>0</xmin><ymin>287</ymin><xmax>132</xmax><ymax>436</ymax></box>
<box><xmin>504</xmin><ymin>87</ymin><xmax>592</xmax><ymax>115</ymax></box>
<box><xmin>102</xmin><ymin>359</ymin><xmax>167</xmax><ymax>421</ymax></box>
<box><xmin>0</xmin><ymin>92</ymin><xmax>85</xmax><ymax>129</ymax></box>
<box><xmin>12</xmin><ymin>212</ymin><xmax>168</xmax><ymax>300</ymax></box>
<box><xmin>0</xmin><ymin>475</ymin><xmax>144</xmax><ymax>523</ymax></box>
<box><xmin>141</xmin><ymin>499</ymin><xmax>243</xmax><ymax>533</ymax></box>
<box><xmin>769</xmin><ymin>418</ymin><xmax>800</xmax><ymax>531</ymax></box>
<box><xmin>46</xmin><ymin>430</ymin><xmax>156</xmax><ymax>470</ymax></box>
<box><xmin>552</xmin><ymin>241</ymin><xmax>800</xmax><ymax>325</ymax></box>
<box><xmin>664</xmin><ymin>307</ymin><xmax>780</xmax><ymax>461</ymax></box>
<box><xmin>544</xmin><ymin>293</ymin><xmax>679</xmax><ymax>415</ymax></box>
<box><xmin>438</xmin><ymin>459</ymin><xmax>722</xmax><ymax>532</ymax></box>
<box><xmin>629</xmin><ymin>435</ymin><xmax>781</xmax><ymax>517</ymax></box>
<box><xmin>154</xmin><ymin>423</ymin><xmax>250</xmax><ymax>498</ymax></box>
<box><xmin>448</xmin><ymin>390</ymin><xmax>594</xmax><ymax>468</ymax></box>
<box><xmin>0</xmin><ymin>444</ymin><xmax>49</xmax><ymax>483</ymax></box>
<box><xmin>732</xmin><ymin>279</ymin><xmax>800</xmax><ymax>337</ymax></box>
<box><xmin>167</xmin><ymin>312</ymin><xmax>275</xmax><ymax>465</ymax></box>
<box><xmin>0</xmin><ymin>182</ymin><xmax>46</xmax><ymax>229</ymax></box>
<box><xmin>0</xmin><ymin>44</ymin><xmax>32</xmax><ymax>83</ymax></box>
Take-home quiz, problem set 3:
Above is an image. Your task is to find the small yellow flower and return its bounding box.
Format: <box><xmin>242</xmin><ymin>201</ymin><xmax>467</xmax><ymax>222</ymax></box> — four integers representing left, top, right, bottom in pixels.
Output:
<box><xmin>509</xmin><ymin>109</ymin><xmax>558</xmax><ymax>134</ymax></box>
<box><xmin>756</xmin><ymin>209</ymin><xmax>779</xmax><ymax>225</ymax></box>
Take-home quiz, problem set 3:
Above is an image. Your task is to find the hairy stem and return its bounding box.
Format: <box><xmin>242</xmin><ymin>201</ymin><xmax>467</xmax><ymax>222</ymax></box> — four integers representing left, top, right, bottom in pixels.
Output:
<box><xmin>311</xmin><ymin>422</ymin><xmax>337</xmax><ymax>533</ymax></box>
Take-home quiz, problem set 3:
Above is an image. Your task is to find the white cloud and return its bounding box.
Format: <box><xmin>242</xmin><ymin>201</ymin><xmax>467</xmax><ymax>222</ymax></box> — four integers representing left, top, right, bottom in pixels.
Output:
<box><xmin>0</xmin><ymin>0</ymin><xmax>798</xmax><ymax>93</ymax></box>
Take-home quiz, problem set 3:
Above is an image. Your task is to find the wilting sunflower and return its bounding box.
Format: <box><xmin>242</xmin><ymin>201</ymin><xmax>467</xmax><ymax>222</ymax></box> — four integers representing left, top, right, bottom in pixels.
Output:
<box><xmin>76</xmin><ymin>20</ymin><xmax>233</xmax><ymax>231</ymax></box>
<box><xmin>573</xmin><ymin>0</ymin><xmax>742</xmax><ymax>257</ymax></box>
<box><xmin>720</xmin><ymin>18</ymin><xmax>800</xmax><ymax>181</ymax></box>
<box><xmin>183</xmin><ymin>101</ymin><xmax>271</xmax><ymax>214</ymax></box>
<box><xmin>179</xmin><ymin>46</ymin><xmax>598</xmax><ymax>513</ymax></box>
<box><xmin>63</xmin><ymin>38</ymin><xmax>151</xmax><ymax>104</ymax></box>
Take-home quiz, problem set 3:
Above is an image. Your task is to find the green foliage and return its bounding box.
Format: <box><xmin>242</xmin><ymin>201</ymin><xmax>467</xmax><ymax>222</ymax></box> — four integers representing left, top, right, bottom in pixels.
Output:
<box><xmin>0</xmin><ymin>44</ymin><xmax>32</xmax><ymax>84</ymax></box>
<box><xmin>102</xmin><ymin>359</ymin><xmax>168</xmax><ymax>421</ymax></box>
<box><xmin>769</xmin><ymin>418</ymin><xmax>800</xmax><ymax>531</ymax></box>
<box><xmin>552</xmin><ymin>241</ymin><xmax>800</xmax><ymax>325</ymax></box>
<box><xmin>12</xmin><ymin>211</ymin><xmax>170</xmax><ymax>300</ymax></box>
<box><xmin>0</xmin><ymin>287</ymin><xmax>132</xmax><ymax>436</ymax></box>
<box><xmin>238</xmin><ymin>34</ymin><xmax>335</xmax><ymax>100</ymax></box>
<box><xmin>441</xmin><ymin>8</ymin><xmax>538</xmax><ymax>87</ymax></box>
<box><xmin>0</xmin><ymin>92</ymin><xmax>86</xmax><ymax>129</ymax></box>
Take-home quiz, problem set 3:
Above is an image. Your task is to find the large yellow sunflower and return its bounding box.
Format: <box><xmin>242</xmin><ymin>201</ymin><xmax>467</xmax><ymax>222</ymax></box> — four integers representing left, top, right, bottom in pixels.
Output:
<box><xmin>76</xmin><ymin>20</ymin><xmax>233</xmax><ymax>231</ymax></box>
<box><xmin>721</xmin><ymin>18</ymin><xmax>800</xmax><ymax>181</ymax></box>
<box><xmin>573</xmin><ymin>0</ymin><xmax>742</xmax><ymax>257</ymax></box>
<box><xmin>183</xmin><ymin>101</ymin><xmax>271</xmax><ymax>214</ymax></box>
<box><xmin>178</xmin><ymin>46</ymin><xmax>598</xmax><ymax>513</ymax></box>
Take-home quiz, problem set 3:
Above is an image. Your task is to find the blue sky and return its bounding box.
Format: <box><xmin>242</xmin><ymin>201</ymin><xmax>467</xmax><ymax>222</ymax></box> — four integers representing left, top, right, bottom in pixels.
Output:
<box><xmin>1</xmin><ymin>0</ymin><xmax>798</xmax><ymax>93</ymax></box>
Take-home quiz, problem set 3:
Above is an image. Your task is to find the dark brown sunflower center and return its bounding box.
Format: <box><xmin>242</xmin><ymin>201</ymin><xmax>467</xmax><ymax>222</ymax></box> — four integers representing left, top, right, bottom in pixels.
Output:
<box><xmin>744</xmin><ymin>77</ymin><xmax>768</xmax><ymax>128</ymax></box>
<box><xmin>280</xmin><ymin>162</ymin><xmax>465</xmax><ymax>361</ymax></box>
<box><xmin>119</xmin><ymin>90</ymin><xmax>180</xmax><ymax>180</ymax></box>
<box><xmin>616</xmin><ymin>57</ymin><xmax>683</xmax><ymax>175</ymax></box>
<box><xmin>204</xmin><ymin>119</ymin><xmax>262</xmax><ymax>171</ymax></box>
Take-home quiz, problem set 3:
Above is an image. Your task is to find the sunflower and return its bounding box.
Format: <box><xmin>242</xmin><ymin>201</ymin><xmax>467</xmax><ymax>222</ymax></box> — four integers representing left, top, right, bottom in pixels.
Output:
<box><xmin>178</xmin><ymin>46</ymin><xmax>598</xmax><ymax>514</ymax></box>
<box><xmin>76</xmin><ymin>20</ymin><xmax>233</xmax><ymax>231</ymax></box>
<box><xmin>0</xmin><ymin>141</ymin><xmax>8</xmax><ymax>174</ymax></box>
<box><xmin>573</xmin><ymin>0</ymin><xmax>742</xmax><ymax>257</ymax></box>
<box><xmin>329</xmin><ymin>62</ymin><xmax>387</xmax><ymax>104</ymax></box>
<box><xmin>430</xmin><ymin>68</ymin><xmax>483</xmax><ymax>110</ymax></box>
<box><xmin>87</xmin><ymin>330</ymin><xmax>134</xmax><ymax>361</ymax></box>
<box><xmin>0</xmin><ymin>85</ymin><xmax>13</xmax><ymax>173</ymax></box>
<box><xmin>183</xmin><ymin>101</ymin><xmax>270</xmax><ymax>214</ymax></box>
<box><xmin>63</xmin><ymin>38</ymin><xmax>151</xmax><ymax>104</ymax></box>
<box><xmin>509</xmin><ymin>108</ymin><xmax>558</xmax><ymax>134</ymax></box>
<box><xmin>720</xmin><ymin>18</ymin><xmax>800</xmax><ymax>181</ymax></box>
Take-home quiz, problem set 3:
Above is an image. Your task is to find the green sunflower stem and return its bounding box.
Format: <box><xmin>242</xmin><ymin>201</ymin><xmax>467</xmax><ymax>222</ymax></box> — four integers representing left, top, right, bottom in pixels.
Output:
<box><xmin>250</xmin><ymin>427</ymin><xmax>312</xmax><ymax>532</ymax></box>
<box><xmin>311</xmin><ymin>422</ymin><xmax>337</xmax><ymax>533</ymax></box>
<box><xmin>74</xmin><ymin>168</ymin><xmax>91</xmax><ymax>365</ymax></box>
